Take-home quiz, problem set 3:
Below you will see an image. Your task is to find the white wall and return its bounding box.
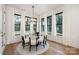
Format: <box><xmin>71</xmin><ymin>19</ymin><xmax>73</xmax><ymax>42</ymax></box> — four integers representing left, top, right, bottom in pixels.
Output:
<box><xmin>5</xmin><ymin>6</ymin><xmax>39</xmax><ymax>44</ymax></box>
<box><xmin>39</xmin><ymin>5</ymin><xmax>79</xmax><ymax>48</ymax></box>
<box><xmin>39</xmin><ymin>11</ymin><xmax>52</xmax><ymax>34</ymax></box>
<box><xmin>0</xmin><ymin>4</ymin><xmax>3</xmax><ymax>55</ymax></box>
<box><xmin>69</xmin><ymin>5</ymin><xmax>79</xmax><ymax>48</ymax></box>
<box><xmin>5</xmin><ymin>5</ymin><xmax>79</xmax><ymax>48</ymax></box>
<box><xmin>39</xmin><ymin>5</ymin><xmax>65</xmax><ymax>44</ymax></box>
<box><xmin>6</xmin><ymin>6</ymin><xmax>15</xmax><ymax>44</ymax></box>
<box><xmin>0</xmin><ymin>4</ymin><xmax>6</xmax><ymax>54</ymax></box>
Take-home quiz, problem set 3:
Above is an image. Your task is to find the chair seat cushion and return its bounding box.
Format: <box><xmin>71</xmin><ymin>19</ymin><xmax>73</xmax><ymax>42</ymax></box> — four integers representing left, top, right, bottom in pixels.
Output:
<box><xmin>38</xmin><ymin>36</ymin><xmax>44</xmax><ymax>42</ymax></box>
<box><xmin>24</xmin><ymin>37</ymin><xmax>29</xmax><ymax>43</ymax></box>
<box><xmin>30</xmin><ymin>36</ymin><xmax>36</xmax><ymax>40</ymax></box>
<box><xmin>31</xmin><ymin>40</ymin><xmax>37</xmax><ymax>45</ymax></box>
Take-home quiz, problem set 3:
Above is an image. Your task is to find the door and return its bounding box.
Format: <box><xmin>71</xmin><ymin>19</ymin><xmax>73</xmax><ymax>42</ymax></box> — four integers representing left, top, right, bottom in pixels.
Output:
<box><xmin>0</xmin><ymin>5</ymin><xmax>3</xmax><ymax>55</ymax></box>
<box><xmin>0</xmin><ymin>5</ymin><xmax>6</xmax><ymax>55</ymax></box>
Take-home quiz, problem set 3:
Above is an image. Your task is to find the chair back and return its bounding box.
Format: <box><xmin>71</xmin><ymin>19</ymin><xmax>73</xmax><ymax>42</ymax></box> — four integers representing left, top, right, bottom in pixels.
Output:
<box><xmin>25</xmin><ymin>35</ymin><xmax>27</xmax><ymax>38</ymax></box>
<box><xmin>25</xmin><ymin>36</ymin><xmax>29</xmax><ymax>43</ymax></box>
<box><xmin>45</xmin><ymin>35</ymin><xmax>47</xmax><ymax>40</ymax></box>
<box><xmin>44</xmin><ymin>35</ymin><xmax>47</xmax><ymax>44</ymax></box>
<box><xmin>21</xmin><ymin>36</ymin><xmax>25</xmax><ymax>44</ymax></box>
<box><xmin>38</xmin><ymin>35</ymin><xmax>44</xmax><ymax>42</ymax></box>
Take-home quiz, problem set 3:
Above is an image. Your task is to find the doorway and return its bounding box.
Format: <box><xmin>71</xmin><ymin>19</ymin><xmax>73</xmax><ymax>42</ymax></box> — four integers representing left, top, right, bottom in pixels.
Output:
<box><xmin>0</xmin><ymin>5</ymin><xmax>6</xmax><ymax>55</ymax></box>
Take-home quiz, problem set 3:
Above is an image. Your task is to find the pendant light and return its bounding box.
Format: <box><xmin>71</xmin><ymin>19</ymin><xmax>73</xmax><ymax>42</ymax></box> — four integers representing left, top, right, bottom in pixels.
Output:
<box><xmin>30</xmin><ymin>5</ymin><xmax>36</xmax><ymax>22</ymax></box>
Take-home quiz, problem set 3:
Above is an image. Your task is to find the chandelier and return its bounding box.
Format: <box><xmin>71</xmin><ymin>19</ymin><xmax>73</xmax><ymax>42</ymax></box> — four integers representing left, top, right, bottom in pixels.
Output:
<box><xmin>32</xmin><ymin>5</ymin><xmax>34</xmax><ymax>19</ymax></box>
<box><xmin>30</xmin><ymin>5</ymin><xmax>36</xmax><ymax>22</ymax></box>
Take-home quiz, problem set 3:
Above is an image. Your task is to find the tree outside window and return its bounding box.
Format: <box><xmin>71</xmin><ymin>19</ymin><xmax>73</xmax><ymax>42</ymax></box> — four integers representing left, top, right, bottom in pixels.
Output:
<box><xmin>14</xmin><ymin>14</ymin><xmax>21</xmax><ymax>35</ymax></box>
<box><xmin>41</xmin><ymin>18</ymin><xmax>45</xmax><ymax>32</ymax></box>
<box><xmin>25</xmin><ymin>16</ymin><xmax>30</xmax><ymax>32</ymax></box>
<box><xmin>47</xmin><ymin>16</ymin><xmax>52</xmax><ymax>34</ymax></box>
<box><xmin>56</xmin><ymin>12</ymin><xmax>63</xmax><ymax>36</ymax></box>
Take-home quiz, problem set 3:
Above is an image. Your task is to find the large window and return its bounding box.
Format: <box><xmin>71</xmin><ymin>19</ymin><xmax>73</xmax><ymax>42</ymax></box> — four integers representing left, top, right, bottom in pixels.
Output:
<box><xmin>14</xmin><ymin>14</ymin><xmax>21</xmax><ymax>35</ymax></box>
<box><xmin>41</xmin><ymin>18</ymin><xmax>45</xmax><ymax>32</ymax></box>
<box><xmin>56</xmin><ymin>12</ymin><xmax>63</xmax><ymax>36</ymax></box>
<box><xmin>33</xmin><ymin>20</ymin><xmax>37</xmax><ymax>34</ymax></box>
<box><xmin>25</xmin><ymin>16</ymin><xmax>30</xmax><ymax>32</ymax></box>
<box><xmin>47</xmin><ymin>16</ymin><xmax>52</xmax><ymax>34</ymax></box>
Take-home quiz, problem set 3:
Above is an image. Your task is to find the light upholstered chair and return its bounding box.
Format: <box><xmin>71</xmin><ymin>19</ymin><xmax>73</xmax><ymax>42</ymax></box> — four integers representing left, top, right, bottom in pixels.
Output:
<box><xmin>38</xmin><ymin>35</ymin><xmax>47</xmax><ymax>48</ymax></box>
<box><xmin>38</xmin><ymin>35</ymin><xmax>44</xmax><ymax>43</ymax></box>
<box><xmin>24</xmin><ymin>35</ymin><xmax>30</xmax><ymax>44</ymax></box>
<box><xmin>45</xmin><ymin>35</ymin><xmax>47</xmax><ymax>44</ymax></box>
<box><xmin>40</xmin><ymin>32</ymin><xmax>47</xmax><ymax>45</ymax></box>
<box><xmin>29</xmin><ymin>36</ymin><xmax>39</xmax><ymax>51</ymax></box>
<box><xmin>21</xmin><ymin>36</ymin><xmax>30</xmax><ymax>49</ymax></box>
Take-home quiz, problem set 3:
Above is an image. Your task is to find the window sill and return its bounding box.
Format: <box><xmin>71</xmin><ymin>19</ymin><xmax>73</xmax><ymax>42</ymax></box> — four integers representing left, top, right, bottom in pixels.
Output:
<box><xmin>57</xmin><ymin>33</ymin><xmax>62</xmax><ymax>36</ymax></box>
<box><xmin>15</xmin><ymin>34</ymin><xmax>20</xmax><ymax>36</ymax></box>
<box><xmin>47</xmin><ymin>32</ymin><xmax>52</xmax><ymax>35</ymax></box>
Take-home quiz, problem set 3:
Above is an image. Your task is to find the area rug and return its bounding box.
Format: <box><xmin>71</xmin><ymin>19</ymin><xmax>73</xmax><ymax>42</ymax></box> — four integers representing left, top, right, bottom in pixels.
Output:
<box><xmin>13</xmin><ymin>43</ymin><xmax>49</xmax><ymax>55</ymax></box>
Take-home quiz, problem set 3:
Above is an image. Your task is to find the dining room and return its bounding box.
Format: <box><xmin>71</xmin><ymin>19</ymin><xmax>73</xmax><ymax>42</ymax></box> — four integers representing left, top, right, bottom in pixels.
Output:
<box><xmin>0</xmin><ymin>4</ymin><xmax>79</xmax><ymax>55</ymax></box>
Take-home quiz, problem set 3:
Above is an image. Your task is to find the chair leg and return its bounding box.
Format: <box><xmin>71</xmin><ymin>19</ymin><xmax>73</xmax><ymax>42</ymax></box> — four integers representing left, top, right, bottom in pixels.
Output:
<box><xmin>36</xmin><ymin>47</ymin><xmax>37</xmax><ymax>51</ymax></box>
<box><xmin>36</xmin><ymin>44</ymin><xmax>38</xmax><ymax>51</ymax></box>
<box><xmin>23</xmin><ymin>46</ymin><xmax>25</xmax><ymax>49</ymax></box>
<box><xmin>36</xmin><ymin>45</ymin><xmax>37</xmax><ymax>51</ymax></box>
<box><xmin>44</xmin><ymin>40</ymin><xmax>47</xmax><ymax>44</ymax></box>
<box><xmin>29</xmin><ymin>45</ymin><xmax>31</xmax><ymax>51</ymax></box>
<box><xmin>43</xmin><ymin>44</ymin><xmax>45</xmax><ymax>48</ymax></box>
<box><xmin>43</xmin><ymin>41</ymin><xmax>45</xmax><ymax>48</ymax></box>
<box><xmin>22</xmin><ymin>44</ymin><xmax>25</xmax><ymax>49</ymax></box>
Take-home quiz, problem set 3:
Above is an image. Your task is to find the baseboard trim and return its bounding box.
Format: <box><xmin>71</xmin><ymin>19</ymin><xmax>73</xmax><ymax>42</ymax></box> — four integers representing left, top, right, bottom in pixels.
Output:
<box><xmin>6</xmin><ymin>41</ymin><xmax>22</xmax><ymax>46</ymax></box>
<box><xmin>48</xmin><ymin>40</ymin><xmax>79</xmax><ymax>50</ymax></box>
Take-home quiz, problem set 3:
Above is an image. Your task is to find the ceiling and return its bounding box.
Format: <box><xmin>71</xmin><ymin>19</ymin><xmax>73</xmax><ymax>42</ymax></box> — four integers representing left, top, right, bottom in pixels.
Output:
<box><xmin>7</xmin><ymin>4</ymin><xmax>61</xmax><ymax>15</ymax></box>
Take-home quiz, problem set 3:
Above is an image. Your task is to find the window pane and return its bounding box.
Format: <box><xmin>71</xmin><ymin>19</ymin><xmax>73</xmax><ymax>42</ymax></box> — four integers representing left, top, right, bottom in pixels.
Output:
<box><xmin>56</xmin><ymin>12</ymin><xmax>63</xmax><ymax>35</ymax></box>
<box><xmin>15</xmin><ymin>14</ymin><xmax>21</xmax><ymax>32</ymax></box>
<box><xmin>56</xmin><ymin>25</ymin><xmax>62</xmax><ymax>34</ymax></box>
<box><xmin>41</xmin><ymin>18</ymin><xmax>45</xmax><ymax>32</ymax></box>
<box><xmin>56</xmin><ymin>14</ymin><xmax>62</xmax><ymax>25</ymax></box>
<box><xmin>33</xmin><ymin>24</ymin><xmax>37</xmax><ymax>33</ymax></box>
<box><xmin>47</xmin><ymin>16</ymin><xmax>52</xmax><ymax>33</ymax></box>
<box><xmin>47</xmin><ymin>25</ymin><xmax>51</xmax><ymax>32</ymax></box>
<box><xmin>25</xmin><ymin>16</ymin><xmax>30</xmax><ymax>31</ymax></box>
<box><xmin>25</xmin><ymin>25</ymin><xmax>30</xmax><ymax>31</ymax></box>
<box><xmin>15</xmin><ymin>24</ymin><xmax>20</xmax><ymax>31</ymax></box>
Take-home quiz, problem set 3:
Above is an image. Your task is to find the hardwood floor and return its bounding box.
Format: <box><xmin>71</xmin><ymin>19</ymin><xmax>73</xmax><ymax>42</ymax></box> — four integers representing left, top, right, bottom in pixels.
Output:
<box><xmin>3</xmin><ymin>43</ymin><xmax>18</xmax><ymax>55</ymax></box>
<box><xmin>3</xmin><ymin>41</ymin><xmax>79</xmax><ymax>55</ymax></box>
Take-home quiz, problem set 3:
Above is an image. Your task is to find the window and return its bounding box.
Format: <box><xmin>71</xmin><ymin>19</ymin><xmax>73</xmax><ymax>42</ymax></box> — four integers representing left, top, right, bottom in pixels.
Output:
<box><xmin>41</xmin><ymin>18</ymin><xmax>45</xmax><ymax>32</ymax></box>
<box><xmin>25</xmin><ymin>16</ymin><xmax>30</xmax><ymax>32</ymax></box>
<box><xmin>33</xmin><ymin>21</ymin><xmax>37</xmax><ymax>34</ymax></box>
<box><xmin>14</xmin><ymin>14</ymin><xmax>21</xmax><ymax>35</ymax></box>
<box><xmin>56</xmin><ymin>12</ymin><xmax>63</xmax><ymax>36</ymax></box>
<box><xmin>47</xmin><ymin>16</ymin><xmax>52</xmax><ymax>34</ymax></box>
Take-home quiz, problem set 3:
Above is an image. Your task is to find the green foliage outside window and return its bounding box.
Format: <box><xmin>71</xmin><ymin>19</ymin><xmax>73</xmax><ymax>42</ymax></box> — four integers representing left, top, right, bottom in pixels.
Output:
<box><xmin>41</xmin><ymin>18</ymin><xmax>45</xmax><ymax>32</ymax></box>
<box><xmin>56</xmin><ymin>12</ymin><xmax>63</xmax><ymax>36</ymax></box>
<box><xmin>15</xmin><ymin>14</ymin><xmax>21</xmax><ymax>35</ymax></box>
<box><xmin>47</xmin><ymin>16</ymin><xmax>52</xmax><ymax>34</ymax></box>
<box><xmin>25</xmin><ymin>16</ymin><xmax>30</xmax><ymax>31</ymax></box>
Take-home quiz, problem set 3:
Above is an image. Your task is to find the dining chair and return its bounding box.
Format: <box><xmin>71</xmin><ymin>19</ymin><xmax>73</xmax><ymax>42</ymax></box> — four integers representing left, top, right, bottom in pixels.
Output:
<box><xmin>45</xmin><ymin>35</ymin><xmax>47</xmax><ymax>44</ymax></box>
<box><xmin>29</xmin><ymin>36</ymin><xmax>39</xmax><ymax>51</ymax></box>
<box><xmin>21</xmin><ymin>36</ymin><xmax>26</xmax><ymax>49</ymax></box>
<box><xmin>21</xmin><ymin>36</ymin><xmax>30</xmax><ymax>49</ymax></box>
<box><xmin>38</xmin><ymin>35</ymin><xmax>46</xmax><ymax>48</ymax></box>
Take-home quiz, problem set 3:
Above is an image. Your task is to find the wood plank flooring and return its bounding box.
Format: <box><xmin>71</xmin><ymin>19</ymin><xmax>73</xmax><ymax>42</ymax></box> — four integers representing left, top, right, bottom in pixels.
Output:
<box><xmin>3</xmin><ymin>41</ymin><xmax>79</xmax><ymax>55</ymax></box>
